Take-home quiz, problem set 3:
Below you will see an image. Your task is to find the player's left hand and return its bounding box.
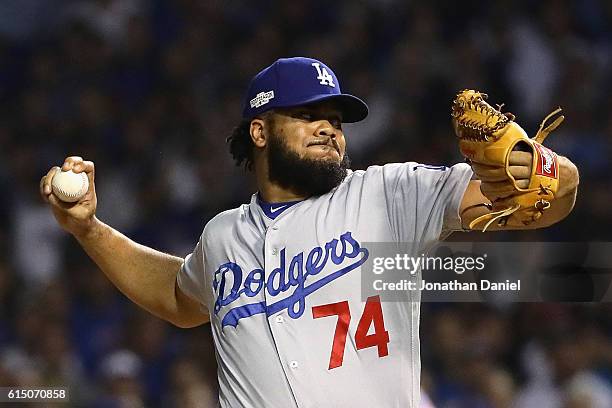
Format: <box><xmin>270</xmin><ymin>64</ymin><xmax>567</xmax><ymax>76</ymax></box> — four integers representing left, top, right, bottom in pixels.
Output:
<box><xmin>471</xmin><ymin>150</ymin><xmax>532</xmax><ymax>201</ymax></box>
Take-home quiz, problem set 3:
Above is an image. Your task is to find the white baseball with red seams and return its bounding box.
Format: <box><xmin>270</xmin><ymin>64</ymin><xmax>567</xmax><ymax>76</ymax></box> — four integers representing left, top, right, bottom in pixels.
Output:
<box><xmin>51</xmin><ymin>170</ymin><xmax>89</xmax><ymax>202</ymax></box>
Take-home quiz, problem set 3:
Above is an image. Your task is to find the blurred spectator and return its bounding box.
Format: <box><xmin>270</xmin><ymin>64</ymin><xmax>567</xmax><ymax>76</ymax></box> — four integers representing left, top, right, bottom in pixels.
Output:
<box><xmin>515</xmin><ymin>325</ymin><xmax>612</xmax><ymax>408</ymax></box>
<box><xmin>96</xmin><ymin>349</ymin><xmax>146</xmax><ymax>408</ymax></box>
<box><xmin>63</xmin><ymin>0</ymin><xmax>147</xmax><ymax>48</ymax></box>
<box><xmin>165</xmin><ymin>358</ymin><xmax>218</xmax><ymax>408</ymax></box>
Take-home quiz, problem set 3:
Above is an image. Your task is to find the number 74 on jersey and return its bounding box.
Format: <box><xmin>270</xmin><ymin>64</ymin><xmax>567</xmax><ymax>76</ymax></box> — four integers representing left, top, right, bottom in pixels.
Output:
<box><xmin>312</xmin><ymin>295</ymin><xmax>389</xmax><ymax>369</ymax></box>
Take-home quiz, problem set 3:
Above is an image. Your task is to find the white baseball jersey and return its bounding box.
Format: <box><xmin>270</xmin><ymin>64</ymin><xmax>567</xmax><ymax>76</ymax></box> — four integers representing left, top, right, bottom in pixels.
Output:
<box><xmin>178</xmin><ymin>162</ymin><xmax>472</xmax><ymax>408</ymax></box>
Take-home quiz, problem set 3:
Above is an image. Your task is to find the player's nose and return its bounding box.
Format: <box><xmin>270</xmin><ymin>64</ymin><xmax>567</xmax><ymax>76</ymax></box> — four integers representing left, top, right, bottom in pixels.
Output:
<box><xmin>315</xmin><ymin>121</ymin><xmax>338</xmax><ymax>139</ymax></box>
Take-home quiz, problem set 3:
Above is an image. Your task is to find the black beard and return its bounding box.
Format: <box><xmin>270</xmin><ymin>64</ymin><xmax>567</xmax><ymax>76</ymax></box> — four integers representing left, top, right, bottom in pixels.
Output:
<box><xmin>267</xmin><ymin>133</ymin><xmax>350</xmax><ymax>197</ymax></box>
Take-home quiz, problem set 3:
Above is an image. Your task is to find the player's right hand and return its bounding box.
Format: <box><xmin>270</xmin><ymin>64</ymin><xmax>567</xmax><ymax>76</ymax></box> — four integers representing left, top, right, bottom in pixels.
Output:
<box><xmin>40</xmin><ymin>156</ymin><xmax>98</xmax><ymax>237</ymax></box>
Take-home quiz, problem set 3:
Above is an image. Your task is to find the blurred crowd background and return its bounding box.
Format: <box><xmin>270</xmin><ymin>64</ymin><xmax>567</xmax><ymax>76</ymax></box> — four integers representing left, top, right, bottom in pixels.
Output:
<box><xmin>0</xmin><ymin>0</ymin><xmax>610</xmax><ymax>407</ymax></box>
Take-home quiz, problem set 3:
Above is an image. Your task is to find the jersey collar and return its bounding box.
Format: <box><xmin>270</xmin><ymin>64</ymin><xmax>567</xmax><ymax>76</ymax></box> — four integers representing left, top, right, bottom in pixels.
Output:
<box><xmin>256</xmin><ymin>193</ymin><xmax>304</xmax><ymax>220</ymax></box>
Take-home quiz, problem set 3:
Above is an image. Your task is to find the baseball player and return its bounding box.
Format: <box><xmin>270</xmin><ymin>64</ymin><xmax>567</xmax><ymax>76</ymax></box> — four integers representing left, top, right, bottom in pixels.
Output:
<box><xmin>40</xmin><ymin>57</ymin><xmax>579</xmax><ymax>407</ymax></box>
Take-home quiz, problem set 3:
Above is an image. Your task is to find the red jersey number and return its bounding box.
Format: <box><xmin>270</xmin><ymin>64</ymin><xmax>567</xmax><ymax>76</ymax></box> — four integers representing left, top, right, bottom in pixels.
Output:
<box><xmin>312</xmin><ymin>295</ymin><xmax>389</xmax><ymax>370</ymax></box>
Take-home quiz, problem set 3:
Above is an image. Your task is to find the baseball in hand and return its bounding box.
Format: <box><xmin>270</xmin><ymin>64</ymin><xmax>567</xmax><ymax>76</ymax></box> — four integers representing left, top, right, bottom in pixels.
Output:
<box><xmin>51</xmin><ymin>169</ymin><xmax>89</xmax><ymax>203</ymax></box>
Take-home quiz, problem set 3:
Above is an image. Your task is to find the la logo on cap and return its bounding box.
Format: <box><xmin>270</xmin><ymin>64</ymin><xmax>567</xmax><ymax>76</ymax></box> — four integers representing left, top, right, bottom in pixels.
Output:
<box><xmin>312</xmin><ymin>62</ymin><xmax>335</xmax><ymax>87</ymax></box>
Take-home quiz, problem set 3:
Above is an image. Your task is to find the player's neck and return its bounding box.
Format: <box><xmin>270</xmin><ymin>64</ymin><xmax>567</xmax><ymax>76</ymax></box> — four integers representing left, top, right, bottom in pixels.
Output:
<box><xmin>257</xmin><ymin>181</ymin><xmax>309</xmax><ymax>203</ymax></box>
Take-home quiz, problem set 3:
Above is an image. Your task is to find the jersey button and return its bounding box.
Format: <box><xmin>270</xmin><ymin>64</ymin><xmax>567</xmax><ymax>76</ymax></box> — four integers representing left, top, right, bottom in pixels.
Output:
<box><xmin>272</xmin><ymin>226</ymin><xmax>279</xmax><ymax>230</ymax></box>
<box><xmin>271</xmin><ymin>248</ymin><xmax>278</xmax><ymax>255</ymax></box>
<box><xmin>275</xmin><ymin>315</ymin><xmax>284</xmax><ymax>323</ymax></box>
<box><xmin>289</xmin><ymin>361</ymin><xmax>299</xmax><ymax>369</ymax></box>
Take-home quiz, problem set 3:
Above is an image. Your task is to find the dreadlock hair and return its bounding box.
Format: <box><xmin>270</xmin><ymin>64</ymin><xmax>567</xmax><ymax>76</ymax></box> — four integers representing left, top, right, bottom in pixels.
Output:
<box><xmin>226</xmin><ymin>112</ymin><xmax>274</xmax><ymax>171</ymax></box>
<box><xmin>226</xmin><ymin>119</ymin><xmax>254</xmax><ymax>171</ymax></box>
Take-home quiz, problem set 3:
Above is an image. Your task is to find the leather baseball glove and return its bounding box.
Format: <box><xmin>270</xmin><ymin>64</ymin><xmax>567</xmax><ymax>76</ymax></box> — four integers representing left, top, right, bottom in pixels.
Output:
<box><xmin>451</xmin><ymin>89</ymin><xmax>564</xmax><ymax>231</ymax></box>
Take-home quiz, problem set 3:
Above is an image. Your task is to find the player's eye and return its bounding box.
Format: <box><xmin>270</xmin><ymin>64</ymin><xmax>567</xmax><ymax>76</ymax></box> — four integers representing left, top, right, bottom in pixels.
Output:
<box><xmin>330</xmin><ymin>119</ymin><xmax>342</xmax><ymax>129</ymax></box>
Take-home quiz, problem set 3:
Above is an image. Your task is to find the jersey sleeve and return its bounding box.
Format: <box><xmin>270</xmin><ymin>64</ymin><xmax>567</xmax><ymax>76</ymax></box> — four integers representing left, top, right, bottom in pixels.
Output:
<box><xmin>176</xmin><ymin>234</ymin><xmax>209</xmax><ymax>311</ymax></box>
<box><xmin>382</xmin><ymin>162</ymin><xmax>473</xmax><ymax>244</ymax></box>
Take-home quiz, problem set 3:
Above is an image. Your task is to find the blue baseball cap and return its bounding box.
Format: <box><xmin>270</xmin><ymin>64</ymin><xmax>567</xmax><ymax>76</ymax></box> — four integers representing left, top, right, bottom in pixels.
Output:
<box><xmin>242</xmin><ymin>57</ymin><xmax>369</xmax><ymax>123</ymax></box>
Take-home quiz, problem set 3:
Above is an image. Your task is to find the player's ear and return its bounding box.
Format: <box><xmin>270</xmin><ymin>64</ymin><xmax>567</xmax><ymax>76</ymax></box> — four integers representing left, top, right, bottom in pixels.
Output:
<box><xmin>250</xmin><ymin>118</ymin><xmax>266</xmax><ymax>148</ymax></box>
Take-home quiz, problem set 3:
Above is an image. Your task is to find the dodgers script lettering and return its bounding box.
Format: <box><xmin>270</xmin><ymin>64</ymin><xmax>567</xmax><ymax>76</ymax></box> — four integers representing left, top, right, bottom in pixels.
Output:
<box><xmin>213</xmin><ymin>232</ymin><xmax>369</xmax><ymax>328</ymax></box>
